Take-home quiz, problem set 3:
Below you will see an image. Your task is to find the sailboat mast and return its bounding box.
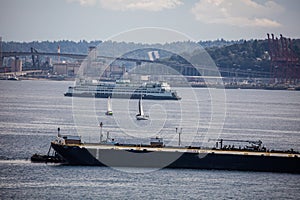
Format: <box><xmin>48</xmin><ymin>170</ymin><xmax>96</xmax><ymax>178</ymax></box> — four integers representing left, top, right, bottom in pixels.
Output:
<box><xmin>107</xmin><ymin>96</ymin><xmax>111</xmax><ymax>112</ymax></box>
<box><xmin>138</xmin><ymin>98</ymin><xmax>141</xmax><ymax>115</ymax></box>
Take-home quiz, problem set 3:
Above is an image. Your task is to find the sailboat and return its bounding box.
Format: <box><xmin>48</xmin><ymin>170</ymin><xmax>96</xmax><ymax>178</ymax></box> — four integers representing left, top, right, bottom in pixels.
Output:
<box><xmin>136</xmin><ymin>97</ymin><xmax>149</xmax><ymax>120</ymax></box>
<box><xmin>105</xmin><ymin>96</ymin><xmax>113</xmax><ymax>115</ymax></box>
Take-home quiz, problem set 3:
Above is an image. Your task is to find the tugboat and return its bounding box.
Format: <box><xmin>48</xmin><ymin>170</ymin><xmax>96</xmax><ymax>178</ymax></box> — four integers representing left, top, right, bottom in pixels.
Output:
<box><xmin>31</xmin><ymin>128</ymin><xmax>65</xmax><ymax>163</ymax></box>
<box><xmin>30</xmin><ymin>153</ymin><xmax>63</xmax><ymax>163</ymax></box>
<box><xmin>31</xmin><ymin>144</ymin><xmax>64</xmax><ymax>163</ymax></box>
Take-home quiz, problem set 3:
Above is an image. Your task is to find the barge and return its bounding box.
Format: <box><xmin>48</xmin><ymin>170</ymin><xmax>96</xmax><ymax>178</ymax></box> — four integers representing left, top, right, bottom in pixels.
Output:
<box><xmin>51</xmin><ymin>134</ymin><xmax>300</xmax><ymax>173</ymax></box>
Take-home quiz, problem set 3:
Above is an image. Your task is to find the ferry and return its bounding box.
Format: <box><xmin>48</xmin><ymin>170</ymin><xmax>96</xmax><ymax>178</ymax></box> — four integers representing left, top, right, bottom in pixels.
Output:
<box><xmin>64</xmin><ymin>80</ymin><xmax>181</xmax><ymax>100</ymax></box>
<box><xmin>50</xmin><ymin>132</ymin><xmax>300</xmax><ymax>174</ymax></box>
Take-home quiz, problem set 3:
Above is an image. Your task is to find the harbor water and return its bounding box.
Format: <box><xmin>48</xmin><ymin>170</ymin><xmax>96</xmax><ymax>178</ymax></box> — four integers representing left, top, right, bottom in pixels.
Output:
<box><xmin>0</xmin><ymin>80</ymin><xmax>299</xmax><ymax>199</ymax></box>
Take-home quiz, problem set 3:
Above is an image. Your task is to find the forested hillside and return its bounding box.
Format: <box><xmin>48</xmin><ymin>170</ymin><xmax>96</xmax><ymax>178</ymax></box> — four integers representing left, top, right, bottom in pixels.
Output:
<box><xmin>2</xmin><ymin>40</ymin><xmax>102</xmax><ymax>54</ymax></box>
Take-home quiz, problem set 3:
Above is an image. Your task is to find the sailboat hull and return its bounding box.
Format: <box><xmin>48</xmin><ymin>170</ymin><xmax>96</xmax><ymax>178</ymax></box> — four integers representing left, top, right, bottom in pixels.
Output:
<box><xmin>105</xmin><ymin>112</ymin><xmax>113</xmax><ymax>116</ymax></box>
<box><xmin>136</xmin><ymin>115</ymin><xmax>149</xmax><ymax>120</ymax></box>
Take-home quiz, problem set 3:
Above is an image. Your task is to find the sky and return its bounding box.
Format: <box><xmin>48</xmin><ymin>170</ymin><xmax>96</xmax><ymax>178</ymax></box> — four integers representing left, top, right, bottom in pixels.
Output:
<box><xmin>0</xmin><ymin>0</ymin><xmax>300</xmax><ymax>42</ymax></box>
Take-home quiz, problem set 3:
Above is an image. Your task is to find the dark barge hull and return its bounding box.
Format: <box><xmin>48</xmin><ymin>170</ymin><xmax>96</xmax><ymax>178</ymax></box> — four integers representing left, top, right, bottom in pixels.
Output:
<box><xmin>51</xmin><ymin>142</ymin><xmax>300</xmax><ymax>174</ymax></box>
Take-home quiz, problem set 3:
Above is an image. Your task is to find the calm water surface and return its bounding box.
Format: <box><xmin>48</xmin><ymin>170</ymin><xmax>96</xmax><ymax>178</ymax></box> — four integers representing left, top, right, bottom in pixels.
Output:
<box><xmin>0</xmin><ymin>80</ymin><xmax>299</xmax><ymax>199</ymax></box>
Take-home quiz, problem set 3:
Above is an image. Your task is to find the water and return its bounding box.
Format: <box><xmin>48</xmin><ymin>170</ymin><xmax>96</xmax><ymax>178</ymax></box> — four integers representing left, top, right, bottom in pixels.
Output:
<box><xmin>1</xmin><ymin>162</ymin><xmax>299</xmax><ymax>199</ymax></box>
<box><xmin>0</xmin><ymin>80</ymin><xmax>299</xmax><ymax>199</ymax></box>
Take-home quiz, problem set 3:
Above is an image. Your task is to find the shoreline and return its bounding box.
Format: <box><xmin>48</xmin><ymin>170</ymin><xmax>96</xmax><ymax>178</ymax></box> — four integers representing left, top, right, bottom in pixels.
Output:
<box><xmin>1</xmin><ymin>77</ymin><xmax>299</xmax><ymax>91</ymax></box>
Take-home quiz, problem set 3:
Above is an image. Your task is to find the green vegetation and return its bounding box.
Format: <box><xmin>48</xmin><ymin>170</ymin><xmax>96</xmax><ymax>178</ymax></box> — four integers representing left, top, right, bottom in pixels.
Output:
<box><xmin>2</xmin><ymin>38</ymin><xmax>300</xmax><ymax>78</ymax></box>
<box><xmin>2</xmin><ymin>40</ymin><xmax>101</xmax><ymax>54</ymax></box>
<box><xmin>206</xmin><ymin>40</ymin><xmax>271</xmax><ymax>76</ymax></box>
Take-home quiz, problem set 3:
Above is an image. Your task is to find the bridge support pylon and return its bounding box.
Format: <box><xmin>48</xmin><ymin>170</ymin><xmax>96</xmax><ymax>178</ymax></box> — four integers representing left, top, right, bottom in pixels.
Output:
<box><xmin>0</xmin><ymin>36</ymin><xmax>2</xmax><ymax>69</ymax></box>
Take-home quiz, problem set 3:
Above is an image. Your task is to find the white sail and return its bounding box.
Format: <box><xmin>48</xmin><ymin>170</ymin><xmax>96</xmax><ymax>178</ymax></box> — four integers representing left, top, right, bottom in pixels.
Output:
<box><xmin>105</xmin><ymin>96</ymin><xmax>113</xmax><ymax>115</ymax></box>
<box><xmin>107</xmin><ymin>96</ymin><xmax>112</xmax><ymax>112</ymax></box>
<box><xmin>139</xmin><ymin>98</ymin><xmax>144</xmax><ymax>116</ymax></box>
<box><xmin>136</xmin><ymin>96</ymin><xmax>148</xmax><ymax>120</ymax></box>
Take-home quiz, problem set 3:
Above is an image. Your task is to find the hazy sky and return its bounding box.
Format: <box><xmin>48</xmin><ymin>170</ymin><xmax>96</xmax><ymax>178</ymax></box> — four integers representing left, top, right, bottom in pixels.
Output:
<box><xmin>0</xmin><ymin>0</ymin><xmax>299</xmax><ymax>42</ymax></box>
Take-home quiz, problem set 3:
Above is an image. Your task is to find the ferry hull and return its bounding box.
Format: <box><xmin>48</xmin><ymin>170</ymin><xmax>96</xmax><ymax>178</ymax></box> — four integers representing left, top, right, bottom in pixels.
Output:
<box><xmin>64</xmin><ymin>92</ymin><xmax>181</xmax><ymax>100</ymax></box>
<box><xmin>51</xmin><ymin>143</ymin><xmax>300</xmax><ymax>173</ymax></box>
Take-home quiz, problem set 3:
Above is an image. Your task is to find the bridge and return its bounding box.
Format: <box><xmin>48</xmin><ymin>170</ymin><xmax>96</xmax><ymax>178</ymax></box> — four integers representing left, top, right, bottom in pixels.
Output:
<box><xmin>0</xmin><ymin>51</ymin><xmax>270</xmax><ymax>78</ymax></box>
<box><xmin>1</xmin><ymin>51</ymin><xmax>87</xmax><ymax>60</ymax></box>
<box><xmin>0</xmin><ymin>51</ymin><xmax>212</xmax><ymax>75</ymax></box>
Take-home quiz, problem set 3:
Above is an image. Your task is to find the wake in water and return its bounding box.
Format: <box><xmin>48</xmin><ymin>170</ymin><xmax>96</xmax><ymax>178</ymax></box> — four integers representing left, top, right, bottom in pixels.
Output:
<box><xmin>0</xmin><ymin>159</ymin><xmax>31</xmax><ymax>165</ymax></box>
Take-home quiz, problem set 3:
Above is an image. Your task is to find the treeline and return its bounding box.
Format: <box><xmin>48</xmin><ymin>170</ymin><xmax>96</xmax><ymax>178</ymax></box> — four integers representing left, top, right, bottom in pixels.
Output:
<box><xmin>207</xmin><ymin>40</ymin><xmax>271</xmax><ymax>74</ymax></box>
<box><xmin>207</xmin><ymin>39</ymin><xmax>300</xmax><ymax>76</ymax></box>
<box><xmin>2</xmin><ymin>40</ymin><xmax>102</xmax><ymax>54</ymax></box>
<box><xmin>2</xmin><ymin>39</ymin><xmax>239</xmax><ymax>53</ymax></box>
